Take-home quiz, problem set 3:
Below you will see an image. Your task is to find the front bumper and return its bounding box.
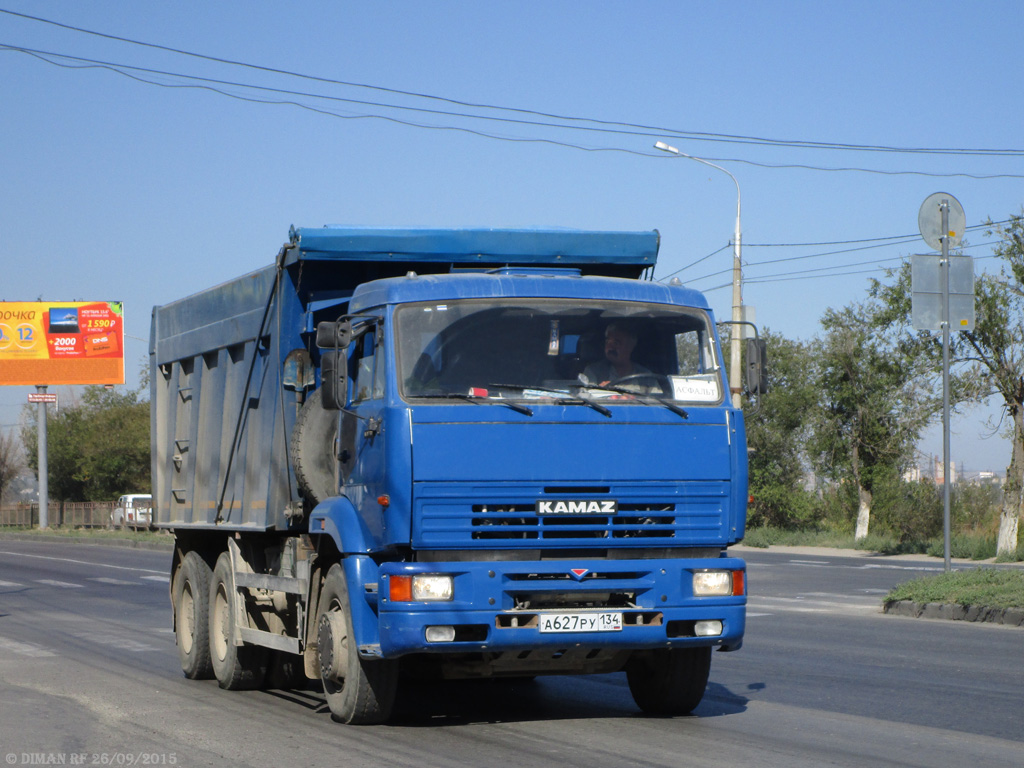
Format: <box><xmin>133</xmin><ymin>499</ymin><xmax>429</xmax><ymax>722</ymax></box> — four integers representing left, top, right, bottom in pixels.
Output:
<box><xmin>374</xmin><ymin>556</ymin><xmax>745</xmax><ymax>658</ymax></box>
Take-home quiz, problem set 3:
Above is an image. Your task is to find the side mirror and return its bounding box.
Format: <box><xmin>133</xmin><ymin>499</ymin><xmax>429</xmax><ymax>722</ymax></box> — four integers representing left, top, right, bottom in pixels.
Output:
<box><xmin>320</xmin><ymin>349</ymin><xmax>347</xmax><ymax>411</ymax></box>
<box><xmin>745</xmin><ymin>338</ymin><xmax>768</xmax><ymax>395</ymax></box>
<box><xmin>316</xmin><ymin>320</ymin><xmax>353</xmax><ymax>349</ymax></box>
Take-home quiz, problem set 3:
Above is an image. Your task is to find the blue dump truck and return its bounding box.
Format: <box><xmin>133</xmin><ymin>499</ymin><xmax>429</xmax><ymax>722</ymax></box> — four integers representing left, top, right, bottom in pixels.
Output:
<box><xmin>151</xmin><ymin>226</ymin><xmax>752</xmax><ymax>724</ymax></box>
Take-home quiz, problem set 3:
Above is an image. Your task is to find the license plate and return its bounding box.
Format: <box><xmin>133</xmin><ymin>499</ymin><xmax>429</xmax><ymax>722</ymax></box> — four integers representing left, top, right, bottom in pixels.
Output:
<box><xmin>538</xmin><ymin>612</ymin><xmax>622</xmax><ymax>633</ymax></box>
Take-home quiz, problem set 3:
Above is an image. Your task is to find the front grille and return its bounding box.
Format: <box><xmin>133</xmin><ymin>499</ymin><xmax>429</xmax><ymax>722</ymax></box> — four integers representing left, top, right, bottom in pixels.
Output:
<box><xmin>510</xmin><ymin>590</ymin><xmax>635</xmax><ymax>610</ymax></box>
<box><xmin>414</xmin><ymin>482</ymin><xmax>729</xmax><ymax>548</ymax></box>
<box><xmin>471</xmin><ymin>503</ymin><xmax>678</xmax><ymax>541</ymax></box>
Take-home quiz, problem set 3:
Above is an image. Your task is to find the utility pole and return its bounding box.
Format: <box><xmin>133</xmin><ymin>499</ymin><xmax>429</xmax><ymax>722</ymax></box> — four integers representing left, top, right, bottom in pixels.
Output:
<box><xmin>655</xmin><ymin>141</ymin><xmax>743</xmax><ymax>407</ymax></box>
<box><xmin>36</xmin><ymin>385</ymin><xmax>49</xmax><ymax>528</ymax></box>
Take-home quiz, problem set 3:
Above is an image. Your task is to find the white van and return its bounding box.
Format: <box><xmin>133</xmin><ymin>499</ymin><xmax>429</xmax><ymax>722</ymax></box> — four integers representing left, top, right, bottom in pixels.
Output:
<box><xmin>112</xmin><ymin>494</ymin><xmax>153</xmax><ymax>527</ymax></box>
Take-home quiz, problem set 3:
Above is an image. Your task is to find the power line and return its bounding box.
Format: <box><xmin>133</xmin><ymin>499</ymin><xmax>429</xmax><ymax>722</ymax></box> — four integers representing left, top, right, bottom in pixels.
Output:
<box><xmin>706</xmin><ymin>157</ymin><xmax>1024</xmax><ymax>179</ymax></box>
<box><xmin>688</xmin><ymin>241</ymin><xmax>1002</xmax><ymax>288</ymax></box>
<box><xmin>3</xmin><ymin>8</ymin><xmax>1024</xmax><ymax>160</ymax></box>
<box><xmin>665</xmin><ymin>220</ymin><xmax>1010</xmax><ymax>281</ymax></box>
<box><xmin>744</xmin><ymin>219</ymin><xmax>1010</xmax><ymax>248</ymax></box>
<box><xmin>1</xmin><ymin>45</ymin><xmax>658</xmax><ymax>158</ymax></box>
<box><xmin>7</xmin><ymin>42</ymin><xmax>1023</xmax><ymax>181</ymax></box>
<box><xmin>743</xmin><ymin>266</ymin><xmax>893</xmax><ymax>286</ymax></box>
<box><xmin>657</xmin><ymin>244</ymin><xmax>730</xmax><ymax>281</ymax></box>
<box><xmin>747</xmin><ymin>237</ymin><xmax>1001</xmax><ymax>272</ymax></box>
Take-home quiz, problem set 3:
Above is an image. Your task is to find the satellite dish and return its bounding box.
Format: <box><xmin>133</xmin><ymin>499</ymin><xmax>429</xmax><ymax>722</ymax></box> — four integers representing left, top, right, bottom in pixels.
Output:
<box><xmin>918</xmin><ymin>192</ymin><xmax>966</xmax><ymax>251</ymax></box>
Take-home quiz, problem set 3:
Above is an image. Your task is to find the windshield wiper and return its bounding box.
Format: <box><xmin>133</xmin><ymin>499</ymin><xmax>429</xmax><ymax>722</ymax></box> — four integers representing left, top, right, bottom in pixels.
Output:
<box><xmin>582</xmin><ymin>383</ymin><xmax>689</xmax><ymax>420</ymax></box>
<box><xmin>415</xmin><ymin>391</ymin><xmax>534</xmax><ymax>416</ymax></box>
<box><xmin>488</xmin><ymin>383</ymin><xmax>612</xmax><ymax>418</ymax></box>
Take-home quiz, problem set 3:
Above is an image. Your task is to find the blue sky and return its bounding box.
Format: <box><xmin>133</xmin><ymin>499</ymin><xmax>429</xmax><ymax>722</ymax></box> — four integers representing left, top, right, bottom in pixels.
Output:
<box><xmin>2</xmin><ymin>1</ymin><xmax>1022</xmax><ymax>474</ymax></box>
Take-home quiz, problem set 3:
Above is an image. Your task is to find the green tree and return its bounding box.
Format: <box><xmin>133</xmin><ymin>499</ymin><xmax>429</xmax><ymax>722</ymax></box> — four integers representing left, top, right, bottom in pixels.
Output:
<box><xmin>964</xmin><ymin>214</ymin><xmax>1024</xmax><ymax>555</ymax></box>
<box><xmin>869</xmin><ymin>210</ymin><xmax>1024</xmax><ymax>556</ymax></box>
<box><xmin>21</xmin><ymin>385</ymin><xmax>150</xmax><ymax>502</ymax></box>
<box><xmin>810</xmin><ymin>303</ymin><xmax>934</xmax><ymax>540</ymax></box>
<box><xmin>745</xmin><ymin>331</ymin><xmax>819</xmax><ymax>528</ymax></box>
<box><xmin>77</xmin><ymin>387</ymin><xmax>151</xmax><ymax>499</ymax></box>
<box><xmin>0</xmin><ymin>429</ymin><xmax>25</xmax><ymax>503</ymax></box>
<box><xmin>21</xmin><ymin>402</ymin><xmax>88</xmax><ymax>502</ymax></box>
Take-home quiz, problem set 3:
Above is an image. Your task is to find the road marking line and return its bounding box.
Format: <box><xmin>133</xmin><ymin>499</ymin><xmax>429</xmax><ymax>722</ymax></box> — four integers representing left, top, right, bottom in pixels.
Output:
<box><xmin>74</xmin><ymin>632</ymin><xmax>158</xmax><ymax>652</ymax></box>
<box><xmin>140</xmin><ymin>575</ymin><xmax>169</xmax><ymax>583</ymax></box>
<box><xmin>860</xmin><ymin>563</ymin><xmax>945</xmax><ymax>573</ymax></box>
<box><xmin>750</xmin><ymin>596</ymin><xmax>881</xmax><ymax>614</ymax></box>
<box><xmin>0</xmin><ymin>580</ymin><xmax>24</xmax><ymax>587</ymax></box>
<box><xmin>0</xmin><ymin>636</ymin><xmax>56</xmax><ymax>658</ymax></box>
<box><xmin>0</xmin><ymin>550</ymin><xmax>166</xmax><ymax>576</ymax></box>
<box><xmin>90</xmin><ymin>577</ymin><xmax>138</xmax><ymax>586</ymax></box>
<box><xmin>35</xmin><ymin>579</ymin><xmax>84</xmax><ymax>588</ymax></box>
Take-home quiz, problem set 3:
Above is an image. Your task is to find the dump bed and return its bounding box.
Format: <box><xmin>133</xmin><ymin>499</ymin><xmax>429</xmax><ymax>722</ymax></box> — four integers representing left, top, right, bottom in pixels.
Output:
<box><xmin>150</xmin><ymin>226</ymin><xmax>660</xmax><ymax>531</ymax></box>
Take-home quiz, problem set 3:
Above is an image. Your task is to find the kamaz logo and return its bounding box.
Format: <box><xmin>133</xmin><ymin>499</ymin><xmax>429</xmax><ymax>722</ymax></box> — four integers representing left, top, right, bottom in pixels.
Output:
<box><xmin>536</xmin><ymin>500</ymin><xmax>617</xmax><ymax>515</ymax></box>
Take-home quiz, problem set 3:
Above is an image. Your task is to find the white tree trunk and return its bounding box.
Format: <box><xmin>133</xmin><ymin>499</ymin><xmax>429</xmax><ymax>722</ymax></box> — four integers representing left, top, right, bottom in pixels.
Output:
<box><xmin>854</xmin><ymin>486</ymin><xmax>871</xmax><ymax>541</ymax></box>
<box><xmin>997</xmin><ymin>509</ymin><xmax>1019</xmax><ymax>556</ymax></box>
<box><xmin>996</xmin><ymin>410</ymin><xmax>1023</xmax><ymax>557</ymax></box>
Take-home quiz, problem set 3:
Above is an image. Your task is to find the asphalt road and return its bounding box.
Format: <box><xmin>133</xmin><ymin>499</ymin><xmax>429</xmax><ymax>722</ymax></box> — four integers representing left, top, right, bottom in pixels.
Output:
<box><xmin>0</xmin><ymin>539</ymin><xmax>1021</xmax><ymax>768</ymax></box>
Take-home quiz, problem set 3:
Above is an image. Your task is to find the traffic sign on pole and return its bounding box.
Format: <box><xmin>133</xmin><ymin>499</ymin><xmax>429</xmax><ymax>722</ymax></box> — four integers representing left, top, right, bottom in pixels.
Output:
<box><xmin>911</xmin><ymin>253</ymin><xmax>975</xmax><ymax>331</ymax></box>
<box><xmin>917</xmin><ymin>193</ymin><xmax>967</xmax><ymax>574</ymax></box>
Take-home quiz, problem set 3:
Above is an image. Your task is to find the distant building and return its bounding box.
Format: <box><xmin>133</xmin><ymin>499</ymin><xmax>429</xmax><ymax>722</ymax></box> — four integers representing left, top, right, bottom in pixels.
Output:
<box><xmin>904</xmin><ymin>456</ymin><xmax>1005</xmax><ymax>486</ymax></box>
<box><xmin>934</xmin><ymin>456</ymin><xmax>957</xmax><ymax>485</ymax></box>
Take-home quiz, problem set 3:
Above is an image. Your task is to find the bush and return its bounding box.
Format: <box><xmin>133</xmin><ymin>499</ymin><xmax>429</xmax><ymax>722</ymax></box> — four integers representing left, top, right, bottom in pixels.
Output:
<box><xmin>853</xmin><ymin>532</ymin><xmax>906</xmax><ymax>555</ymax></box>
<box><xmin>742</xmin><ymin>526</ymin><xmax>777</xmax><ymax>548</ymax></box>
<box><xmin>871</xmin><ymin>477</ymin><xmax>943</xmax><ymax>545</ymax></box>
<box><xmin>817</xmin><ymin>485</ymin><xmax>856</xmax><ymax>535</ymax></box>
<box><xmin>995</xmin><ymin>538</ymin><xmax>1024</xmax><ymax>563</ymax></box>
<box><xmin>926</xmin><ymin>533</ymin><xmax>998</xmax><ymax>561</ymax></box>
<box><xmin>951</xmin><ymin>483</ymin><xmax>1003</xmax><ymax>534</ymax></box>
<box><xmin>746</xmin><ymin>483</ymin><xmax>819</xmax><ymax>530</ymax></box>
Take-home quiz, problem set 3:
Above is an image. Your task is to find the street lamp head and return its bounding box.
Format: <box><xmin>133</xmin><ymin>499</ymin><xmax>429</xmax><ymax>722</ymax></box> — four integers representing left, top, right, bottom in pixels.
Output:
<box><xmin>654</xmin><ymin>141</ymin><xmax>680</xmax><ymax>155</ymax></box>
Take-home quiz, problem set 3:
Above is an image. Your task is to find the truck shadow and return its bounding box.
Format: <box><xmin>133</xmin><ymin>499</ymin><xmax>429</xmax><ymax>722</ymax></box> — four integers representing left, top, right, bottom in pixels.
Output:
<box><xmin>264</xmin><ymin>675</ymin><xmax>751</xmax><ymax>726</ymax></box>
<box><xmin>694</xmin><ymin>681</ymin><xmax>754</xmax><ymax>717</ymax></box>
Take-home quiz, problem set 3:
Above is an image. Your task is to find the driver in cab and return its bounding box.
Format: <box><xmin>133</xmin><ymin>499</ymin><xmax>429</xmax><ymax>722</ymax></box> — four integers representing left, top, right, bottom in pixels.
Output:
<box><xmin>581</xmin><ymin>321</ymin><xmax>653</xmax><ymax>390</ymax></box>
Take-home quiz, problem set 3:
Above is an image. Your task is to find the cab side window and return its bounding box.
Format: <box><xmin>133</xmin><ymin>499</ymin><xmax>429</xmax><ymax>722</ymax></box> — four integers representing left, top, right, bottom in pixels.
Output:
<box><xmin>351</xmin><ymin>324</ymin><xmax>385</xmax><ymax>402</ymax></box>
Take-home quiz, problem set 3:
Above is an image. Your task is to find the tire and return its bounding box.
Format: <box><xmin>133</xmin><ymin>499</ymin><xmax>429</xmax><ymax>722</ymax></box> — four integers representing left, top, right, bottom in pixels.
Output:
<box><xmin>317</xmin><ymin>563</ymin><xmax>398</xmax><ymax>724</ymax></box>
<box><xmin>626</xmin><ymin>647</ymin><xmax>712</xmax><ymax>716</ymax></box>
<box><xmin>209</xmin><ymin>552</ymin><xmax>269</xmax><ymax>690</ymax></box>
<box><xmin>292</xmin><ymin>387</ymin><xmax>338</xmax><ymax>505</ymax></box>
<box><xmin>173</xmin><ymin>551</ymin><xmax>214</xmax><ymax>680</ymax></box>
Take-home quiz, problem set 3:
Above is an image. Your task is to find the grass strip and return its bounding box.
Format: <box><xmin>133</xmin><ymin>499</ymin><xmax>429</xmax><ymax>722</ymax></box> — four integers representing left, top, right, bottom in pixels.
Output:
<box><xmin>885</xmin><ymin>569</ymin><xmax>1024</xmax><ymax>610</ymax></box>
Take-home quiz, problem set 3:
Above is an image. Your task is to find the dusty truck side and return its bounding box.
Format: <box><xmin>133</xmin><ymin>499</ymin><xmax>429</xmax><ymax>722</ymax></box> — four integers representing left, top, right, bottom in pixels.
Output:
<box><xmin>151</xmin><ymin>226</ymin><xmax>750</xmax><ymax>724</ymax></box>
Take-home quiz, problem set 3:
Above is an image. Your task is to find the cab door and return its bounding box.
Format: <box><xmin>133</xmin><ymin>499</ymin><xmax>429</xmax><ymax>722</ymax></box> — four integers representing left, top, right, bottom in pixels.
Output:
<box><xmin>338</xmin><ymin>321</ymin><xmax>388</xmax><ymax>538</ymax></box>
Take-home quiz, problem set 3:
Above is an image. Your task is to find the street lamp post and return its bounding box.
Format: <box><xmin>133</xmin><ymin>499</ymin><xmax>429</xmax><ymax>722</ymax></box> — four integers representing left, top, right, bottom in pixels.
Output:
<box><xmin>654</xmin><ymin>141</ymin><xmax>743</xmax><ymax>408</ymax></box>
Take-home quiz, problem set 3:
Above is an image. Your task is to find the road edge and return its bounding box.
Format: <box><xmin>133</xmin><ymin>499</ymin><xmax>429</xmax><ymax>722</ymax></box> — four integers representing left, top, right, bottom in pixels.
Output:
<box><xmin>882</xmin><ymin>599</ymin><xmax>1024</xmax><ymax>627</ymax></box>
<box><xmin>0</xmin><ymin>530</ymin><xmax>174</xmax><ymax>551</ymax></box>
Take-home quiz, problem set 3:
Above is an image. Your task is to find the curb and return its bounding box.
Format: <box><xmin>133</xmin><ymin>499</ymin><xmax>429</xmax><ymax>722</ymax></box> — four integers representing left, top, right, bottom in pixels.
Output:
<box><xmin>883</xmin><ymin>600</ymin><xmax>1024</xmax><ymax>627</ymax></box>
<box><xmin>0</xmin><ymin>531</ymin><xmax>175</xmax><ymax>552</ymax></box>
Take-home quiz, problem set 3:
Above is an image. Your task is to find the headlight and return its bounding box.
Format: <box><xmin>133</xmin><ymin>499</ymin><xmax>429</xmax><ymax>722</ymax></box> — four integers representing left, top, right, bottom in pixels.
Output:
<box><xmin>413</xmin><ymin>574</ymin><xmax>454</xmax><ymax>601</ymax></box>
<box><xmin>693</xmin><ymin>570</ymin><xmax>733</xmax><ymax>597</ymax></box>
<box><xmin>389</xmin><ymin>574</ymin><xmax>454</xmax><ymax>602</ymax></box>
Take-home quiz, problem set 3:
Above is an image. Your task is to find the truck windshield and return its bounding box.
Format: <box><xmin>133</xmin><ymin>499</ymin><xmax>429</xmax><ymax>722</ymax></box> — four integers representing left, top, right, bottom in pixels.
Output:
<box><xmin>395</xmin><ymin>299</ymin><xmax>723</xmax><ymax>406</ymax></box>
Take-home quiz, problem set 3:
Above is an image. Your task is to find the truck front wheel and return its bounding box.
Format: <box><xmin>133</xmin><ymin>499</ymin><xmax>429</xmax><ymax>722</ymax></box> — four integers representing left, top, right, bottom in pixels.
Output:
<box><xmin>317</xmin><ymin>563</ymin><xmax>397</xmax><ymax>724</ymax></box>
<box><xmin>626</xmin><ymin>647</ymin><xmax>711</xmax><ymax>715</ymax></box>
<box><xmin>173</xmin><ymin>551</ymin><xmax>214</xmax><ymax>680</ymax></box>
<box><xmin>209</xmin><ymin>552</ymin><xmax>268</xmax><ymax>690</ymax></box>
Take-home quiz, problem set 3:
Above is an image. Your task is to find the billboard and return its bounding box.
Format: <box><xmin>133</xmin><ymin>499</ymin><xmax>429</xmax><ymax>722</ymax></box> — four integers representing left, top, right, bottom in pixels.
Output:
<box><xmin>0</xmin><ymin>301</ymin><xmax>125</xmax><ymax>386</ymax></box>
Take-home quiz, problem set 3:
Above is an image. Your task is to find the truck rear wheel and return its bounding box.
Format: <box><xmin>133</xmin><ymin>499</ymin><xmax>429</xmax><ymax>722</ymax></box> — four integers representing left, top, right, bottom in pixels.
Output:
<box><xmin>626</xmin><ymin>647</ymin><xmax>711</xmax><ymax>715</ymax></box>
<box><xmin>173</xmin><ymin>551</ymin><xmax>214</xmax><ymax>680</ymax></box>
<box><xmin>317</xmin><ymin>563</ymin><xmax>397</xmax><ymax>724</ymax></box>
<box><xmin>209</xmin><ymin>552</ymin><xmax>268</xmax><ymax>690</ymax></box>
